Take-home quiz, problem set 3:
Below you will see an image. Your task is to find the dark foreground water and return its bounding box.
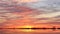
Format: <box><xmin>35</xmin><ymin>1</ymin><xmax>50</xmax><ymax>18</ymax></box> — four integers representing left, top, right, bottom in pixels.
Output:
<box><xmin>0</xmin><ymin>29</ymin><xmax>60</xmax><ymax>34</ymax></box>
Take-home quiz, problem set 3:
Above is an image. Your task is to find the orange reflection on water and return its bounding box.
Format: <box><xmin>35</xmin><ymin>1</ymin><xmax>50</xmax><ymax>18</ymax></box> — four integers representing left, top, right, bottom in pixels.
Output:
<box><xmin>20</xmin><ymin>29</ymin><xmax>34</xmax><ymax>32</ymax></box>
<box><xmin>0</xmin><ymin>29</ymin><xmax>60</xmax><ymax>34</ymax></box>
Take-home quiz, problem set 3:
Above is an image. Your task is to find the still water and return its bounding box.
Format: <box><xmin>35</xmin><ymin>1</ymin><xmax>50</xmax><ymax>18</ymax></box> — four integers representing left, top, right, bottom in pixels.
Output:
<box><xmin>0</xmin><ymin>29</ymin><xmax>60</xmax><ymax>34</ymax></box>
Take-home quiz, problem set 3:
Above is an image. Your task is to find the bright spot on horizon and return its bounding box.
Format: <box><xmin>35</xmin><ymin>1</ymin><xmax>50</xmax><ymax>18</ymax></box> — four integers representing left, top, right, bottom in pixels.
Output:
<box><xmin>21</xmin><ymin>25</ymin><xmax>33</xmax><ymax>28</ymax></box>
<box><xmin>19</xmin><ymin>25</ymin><xmax>34</xmax><ymax>32</ymax></box>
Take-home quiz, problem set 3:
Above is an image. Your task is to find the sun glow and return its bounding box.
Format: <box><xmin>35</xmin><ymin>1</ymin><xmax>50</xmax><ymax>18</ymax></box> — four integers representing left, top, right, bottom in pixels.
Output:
<box><xmin>21</xmin><ymin>25</ymin><xmax>33</xmax><ymax>28</ymax></box>
<box><xmin>20</xmin><ymin>25</ymin><xmax>34</xmax><ymax>32</ymax></box>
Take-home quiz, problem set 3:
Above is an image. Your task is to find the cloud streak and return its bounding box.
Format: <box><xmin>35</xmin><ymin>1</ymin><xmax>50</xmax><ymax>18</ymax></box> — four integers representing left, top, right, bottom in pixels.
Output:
<box><xmin>0</xmin><ymin>0</ymin><xmax>60</xmax><ymax>28</ymax></box>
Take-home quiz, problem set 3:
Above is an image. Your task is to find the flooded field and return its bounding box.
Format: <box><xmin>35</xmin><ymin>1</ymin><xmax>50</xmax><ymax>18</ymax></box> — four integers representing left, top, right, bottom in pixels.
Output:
<box><xmin>0</xmin><ymin>29</ymin><xmax>60</xmax><ymax>34</ymax></box>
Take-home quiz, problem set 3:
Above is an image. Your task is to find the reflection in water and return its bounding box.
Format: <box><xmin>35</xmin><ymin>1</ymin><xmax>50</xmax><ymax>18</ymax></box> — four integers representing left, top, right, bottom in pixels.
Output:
<box><xmin>0</xmin><ymin>29</ymin><xmax>60</xmax><ymax>34</ymax></box>
<box><xmin>20</xmin><ymin>29</ymin><xmax>34</xmax><ymax>32</ymax></box>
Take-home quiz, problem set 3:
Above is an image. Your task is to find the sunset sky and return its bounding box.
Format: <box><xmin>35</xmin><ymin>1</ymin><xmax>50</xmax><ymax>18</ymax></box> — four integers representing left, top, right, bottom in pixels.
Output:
<box><xmin>0</xmin><ymin>0</ymin><xmax>60</xmax><ymax>28</ymax></box>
